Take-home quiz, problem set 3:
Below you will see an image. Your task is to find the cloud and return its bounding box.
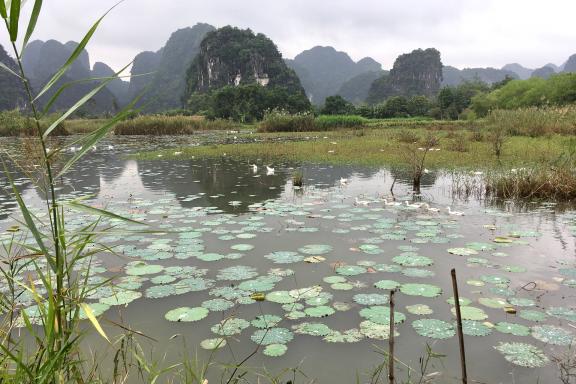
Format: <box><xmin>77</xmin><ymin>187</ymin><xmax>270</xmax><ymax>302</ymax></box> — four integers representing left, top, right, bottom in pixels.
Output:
<box><xmin>1</xmin><ymin>0</ymin><xmax>574</xmax><ymax>72</ymax></box>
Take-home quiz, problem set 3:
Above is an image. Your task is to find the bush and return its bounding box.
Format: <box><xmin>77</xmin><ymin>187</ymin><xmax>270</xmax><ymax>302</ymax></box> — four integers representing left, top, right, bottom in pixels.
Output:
<box><xmin>114</xmin><ymin>115</ymin><xmax>236</xmax><ymax>135</ymax></box>
<box><xmin>449</xmin><ymin>132</ymin><xmax>470</xmax><ymax>152</ymax></box>
<box><xmin>258</xmin><ymin>112</ymin><xmax>368</xmax><ymax>132</ymax></box>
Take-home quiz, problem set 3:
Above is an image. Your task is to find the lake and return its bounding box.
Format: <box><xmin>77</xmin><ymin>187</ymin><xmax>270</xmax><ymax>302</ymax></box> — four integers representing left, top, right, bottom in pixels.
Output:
<box><xmin>1</xmin><ymin>134</ymin><xmax>575</xmax><ymax>384</ymax></box>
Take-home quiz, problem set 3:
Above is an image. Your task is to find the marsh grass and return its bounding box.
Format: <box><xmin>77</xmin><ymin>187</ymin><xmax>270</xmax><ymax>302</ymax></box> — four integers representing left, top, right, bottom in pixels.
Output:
<box><xmin>114</xmin><ymin>115</ymin><xmax>237</xmax><ymax>135</ymax></box>
<box><xmin>258</xmin><ymin>112</ymin><xmax>368</xmax><ymax>132</ymax></box>
<box><xmin>487</xmin><ymin>106</ymin><xmax>576</xmax><ymax>137</ymax></box>
<box><xmin>0</xmin><ymin>110</ymin><xmax>68</xmax><ymax>136</ymax></box>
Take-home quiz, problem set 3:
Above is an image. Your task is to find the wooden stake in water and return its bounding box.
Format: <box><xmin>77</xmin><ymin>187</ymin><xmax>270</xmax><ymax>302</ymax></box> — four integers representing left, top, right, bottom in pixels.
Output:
<box><xmin>451</xmin><ymin>269</ymin><xmax>468</xmax><ymax>384</ymax></box>
<box><xmin>388</xmin><ymin>289</ymin><xmax>395</xmax><ymax>384</ymax></box>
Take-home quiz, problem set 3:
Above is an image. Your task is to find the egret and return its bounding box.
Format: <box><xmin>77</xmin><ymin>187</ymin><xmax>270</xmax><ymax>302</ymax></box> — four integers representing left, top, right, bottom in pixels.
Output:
<box><xmin>447</xmin><ymin>207</ymin><xmax>464</xmax><ymax>216</ymax></box>
<box><xmin>355</xmin><ymin>197</ymin><xmax>370</xmax><ymax>206</ymax></box>
<box><xmin>251</xmin><ymin>164</ymin><xmax>258</xmax><ymax>173</ymax></box>
<box><xmin>340</xmin><ymin>177</ymin><xmax>348</xmax><ymax>185</ymax></box>
<box><xmin>266</xmin><ymin>166</ymin><xmax>275</xmax><ymax>175</ymax></box>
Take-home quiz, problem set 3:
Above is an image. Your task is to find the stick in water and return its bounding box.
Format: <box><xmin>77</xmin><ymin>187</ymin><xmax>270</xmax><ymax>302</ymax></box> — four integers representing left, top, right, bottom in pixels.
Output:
<box><xmin>388</xmin><ymin>289</ymin><xmax>395</xmax><ymax>384</ymax></box>
<box><xmin>451</xmin><ymin>268</ymin><xmax>468</xmax><ymax>384</ymax></box>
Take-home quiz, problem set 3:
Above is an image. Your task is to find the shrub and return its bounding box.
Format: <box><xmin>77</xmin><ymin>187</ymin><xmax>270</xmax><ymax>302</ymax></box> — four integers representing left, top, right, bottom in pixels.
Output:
<box><xmin>485</xmin><ymin>167</ymin><xmax>576</xmax><ymax>200</ymax></box>
<box><xmin>114</xmin><ymin>115</ymin><xmax>236</xmax><ymax>135</ymax></box>
<box><xmin>449</xmin><ymin>132</ymin><xmax>469</xmax><ymax>152</ymax></box>
<box><xmin>396</xmin><ymin>130</ymin><xmax>419</xmax><ymax>143</ymax></box>
<box><xmin>258</xmin><ymin>111</ymin><xmax>315</xmax><ymax>132</ymax></box>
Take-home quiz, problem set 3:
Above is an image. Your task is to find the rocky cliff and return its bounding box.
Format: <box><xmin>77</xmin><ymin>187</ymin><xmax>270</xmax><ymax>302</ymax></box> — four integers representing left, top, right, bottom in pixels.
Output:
<box><xmin>367</xmin><ymin>48</ymin><xmax>442</xmax><ymax>104</ymax></box>
<box><xmin>0</xmin><ymin>44</ymin><xmax>26</xmax><ymax>111</ymax></box>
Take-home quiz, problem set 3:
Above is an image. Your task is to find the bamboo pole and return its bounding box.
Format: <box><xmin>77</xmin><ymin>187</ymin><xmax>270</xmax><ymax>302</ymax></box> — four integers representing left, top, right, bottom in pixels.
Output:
<box><xmin>451</xmin><ymin>268</ymin><xmax>468</xmax><ymax>384</ymax></box>
<box><xmin>388</xmin><ymin>289</ymin><xmax>395</xmax><ymax>384</ymax></box>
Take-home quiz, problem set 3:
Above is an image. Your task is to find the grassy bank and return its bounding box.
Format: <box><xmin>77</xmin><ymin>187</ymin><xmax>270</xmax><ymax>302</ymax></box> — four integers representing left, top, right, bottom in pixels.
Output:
<box><xmin>258</xmin><ymin>113</ymin><xmax>369</xmax><ymax>132</ymax></box>
<box><xmin>134</xmin><ymin>127</ymin><xmax>570</xmax><ymax>169</ymax></box>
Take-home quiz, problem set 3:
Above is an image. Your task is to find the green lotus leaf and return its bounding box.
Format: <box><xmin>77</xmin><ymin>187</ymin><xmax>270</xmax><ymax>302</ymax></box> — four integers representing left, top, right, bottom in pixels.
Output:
<box><xmin>359</xmin><ymin>320</ymin><xmax>398</xmax><ymax>340</ymax></box>
<box><xmin>211</xmin><ymin>318</ymin><xmax>250</xmax><ymax>336</ymax></box>
<box><xmin>461</xmin><ymin>320</ymin><xmax>492</xmax><ymax>337</ymax></box>
<box><xmin>531</xmin><ymin>325</ymin><xmax>574</xmax><ymax>346</ymax></box>
<box><xmin>400</xmin><ymin>283</ymin><xmax>442</xmax><ymax>298</ymax></box>
<box><xmin>374</xmin><ymin>280</ymin><xmax>400</xmax><ymax>290</ymax></box>
<box><xmin>99</xmin><ymin>290</ymin><xmax>142</xmax><ymax>306</ymax></box>
<box><xmin>335</xmin><ymin>265</ymin><xmax>367</xmax><ymax>276</ymax></box>
<box><xmin>263</xmin><ymin>343</ymin><xmax>287</xmax><ymax>357</ymax></box>
<box><xmin>478</xmin><ymin>297</ymin><xmax>508</xmax><ymax>308</ymax></box>
<box><xmin>480</xmin><ymin>275</ymin><xmax>510</xmax><ymax>285</ymax></box>
<box><xmin>546</xmin><ymin>307</ymin><xmax>576</xmax><ymax>322</ymax></box>
<box><xmin>392</xmin><ymin>254</ymin><xmax>433</xmax><ymax>267</ymax></box>
<box><xmin>447</xmin><ymin>248</ymin><xmax>478</xmax><ymax>256</ymax></box>
<box><xmin>285</xmin><ymin>310</ymin><xmax>306</xmax><ymax>320</ymax></box>
<box><xmin>373</xmin><ymin>264</ymin><xmax>403</xmax><ymax>273</ymax></box>
<box><xmin>251</xmin><ymin>315</ymin><xmax>282</xmax><ymax>329</ymax></box>
<box><xmin>201</xmin><ymin>298</ymin><xmax>234</xmax><ymax>311</ymax></box>
<box><xmin>292</xmin><ymin>322</ymin><xmax>332</xmax><ymax>336</ymax></box>
<box><xmin>200</xmin><ymin>338</ymin><xmax>227</xmax><ymax>350</ymax></box>
<box><xmin>412</xmin><ymin>319</ymin><xmax>455</xmax><ymax>339</ymax></box>
<box><xmin>323</xmin><ymin>329</ymin><xmax>364</xmax><ymax>343</ymax></box>
<box><xmin>216</xmin><ymin>265</ymin><xmax>259</xmax><ymax>281</ymax></box>
<box><xmin>495</xmin><ymin>322</ymin><xmax>530</xmax><ymax>336</ymax></box>
<box><xmin>298</xmin><ymin>244</ymin><xmax>333</xmax><ymax>255</ymax></box>
<box><xmin>353</xmin><ymin>294</ymin><xmax>389</xmax><ymax>306</ymax></box>
<box><xmin>359</xmin><ymin>306</ymin><xmax>405</xmax><ymax>325</ymax></box>
<box><xmin>125</xmin><ymin>262</ymin><xmax>164</xmax><ymax>276</ymax></box>
<box><xmin>331</xmin><ymin>282</ymin><xmax>354</xmax><ymax>291</ymax></box>
<box><xmin>289</xmin><ymin>286</ymin><xmax>322</xmax><ymax>300</ymax></box>
<box><xmin>446</xmin><ymin>297</ymin><xmax>472</xmax><ymax>306</ymax></box>
<box><xmin>304</xmin><ymin>306</ymin><xmax>335</xmax><ymax>318</ymax></box>
<box><xmin>266</xmin><ymin>291</ymin><xmax>297</xmax><ymax>304</ymax></box>
<box><xmin>150</xmin><ymin>275</ymin><xmax>176</xmax><ymax>285</ymax></box>
<box><xmin>251</xmin><ymin>328</ymin><xmax>294</xmax><ymax>345</ymax></box>
<box><xmin>508</xmin><ymin>297</ymin><xmax>535</xmax><ymax>307</ymax></box>
<box><xmin>494</xmin><ymin>342</ymin><xmax>549</xmax><ymax>368</ymax></box>
<box><xmin>406</xmin><ymin>304</ymin><xmax>434</xmax><ymax>315</ymax></box>
<box><xmin>323</xmin><ymin>276</ymin><xmax>347</xmax><ymax>284</ymax></box>
<box><xmin>519</xmin><ymin>310</ymin><xmax>547</xmax><ymax>322</ymax></box>
<box><xmin>466</xmin><ymin>242</ymin><xmax>496</xmax><ymax>251</ymax></box>
<box><xmin>452</xmin><ymin>306</ymin><xmax>488</xmax><ymax>321</ymax></box>
<box><xmin>145</xmin><ymin>284</ymin><xmax>176</xmax><ymax>299</ymax></box>
<box><xmin>264</xmin><ymin>251</ymin><xmax>304</xmax><ymax>264</ymax></box>
<box><xmin>332</xmin><ymin>302</ymin><xmax>352</xmax><ymax>311</ymax></box>
<box><xmin>402</xmin><ymin>268</ymin><xmax>435</xmax><ymax>278</ymax></box>
<box><xmin>165</xmin><ymin>307</ymin><xmax>209</xmax><ymax>322</ymax></box>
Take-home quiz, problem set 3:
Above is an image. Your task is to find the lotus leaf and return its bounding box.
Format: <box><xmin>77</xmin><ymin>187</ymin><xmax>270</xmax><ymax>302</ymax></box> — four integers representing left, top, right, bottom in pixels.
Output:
<box><xmin>531</xmin><ymin>325</ymin><xmax>574</xmax><ymax>346</ymax></box>
<box><xmin>494</xmin><ymin>342</ymin><xmax>549</xmax><ymax>368</ymax></box>
<box><xmin>400</xmin><ymin>283</ymin><xmax>442</xmax><ymax>297</ymax></box>
<box><xmin>251</xmin><ymin>328</ymin><xmax>294</xmax><ymax>345</ymax></box>
<box><xmin>165</xmin><ymin>307</ymin><xmax>208</xmax><ymax>322</ymax></box>
<box><xmin>412</xmin><ymin>319</ymin><xmax>455</xmax><ymax>339</ymax></box>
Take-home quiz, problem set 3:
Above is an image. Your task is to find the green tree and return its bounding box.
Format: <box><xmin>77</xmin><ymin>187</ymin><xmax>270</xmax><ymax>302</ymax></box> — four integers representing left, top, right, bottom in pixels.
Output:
<box><xmin>321</xmin><ymin>95</ymin><xmax>355</xmax><ymax>115</ymax></box>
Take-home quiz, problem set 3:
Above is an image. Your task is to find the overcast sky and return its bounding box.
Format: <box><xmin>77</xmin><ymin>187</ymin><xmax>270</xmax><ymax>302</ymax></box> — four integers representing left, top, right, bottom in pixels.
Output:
<box><xmin>1</xmin><ymin>0</ymin><xmax>575</xmax><ymax>72</ymax></box>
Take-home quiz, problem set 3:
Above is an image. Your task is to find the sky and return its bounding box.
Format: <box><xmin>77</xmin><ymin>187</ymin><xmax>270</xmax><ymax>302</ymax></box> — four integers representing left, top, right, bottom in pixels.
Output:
<box><xmin>1</xmin><ymin>0</ymin><xmax>575</xmax><ymax>72</ymax></box>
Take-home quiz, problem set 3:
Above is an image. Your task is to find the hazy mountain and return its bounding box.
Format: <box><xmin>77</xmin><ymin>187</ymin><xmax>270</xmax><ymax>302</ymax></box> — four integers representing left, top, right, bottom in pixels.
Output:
<box><xmin>531</xmin><ymin>65</ymin><xmax>556</xmax><ymax>79</ymax></box>
<box><xmin>92</xmin><ymin>62</ymin><xmax>129</xmax><ymax>104</ymax></box>
<box><xmin>286</xmin><ymin>46</ymin><xmax>382</xmax><ymax>105</ymax></box>
<box><xmin>127</xmin><ymin>51</ymin><xmax>162</xmax><ymax>100</ymax></box>
<box><xmin>563</xmin><ymin>53</ymin><xmax>576</xmax><ymax>73</ymax></box>
<box><xmin>21</xmin><ymin>40</ymin><xmax>117</xmax><ymax>115</ymax></box>
<box><xmin>0</xmin><ymin>44</ymin><xmax>26</xmax><ymax>111</ymax></box>
<box><xmin>502</xmin><ymin>63</ymin><xmax>533</xmax><ymax>79</ymax></box>
<box><xmin>185</xmin><ymin>26</ymin><xmax>305</xmax><ymax>95</ymax></box>
<box><xmin>442</xmin><ymin>66</ymin><xmax>518</xmax><ymax>86</ymax></box>
<box><xmin>337</xmin><ymin>70</ymin><xmax>387</xmax><ymax>105</ymax></box>
<box><xmin>367</xmin><ymin>48</ymin><xmax>442</xmax><ymax>104</ymax></box>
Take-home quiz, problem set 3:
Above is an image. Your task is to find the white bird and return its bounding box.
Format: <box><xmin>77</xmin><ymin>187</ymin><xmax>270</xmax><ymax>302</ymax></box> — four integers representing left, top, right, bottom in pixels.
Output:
<box><xmin>266</xmin><ymin>166</ymin><xmax>275</xmax><ymax>175</ymax></box>
<box><xmin>423</xmin><ymin>168</ymin><xmax>430</xmax><ymax>174</ymax></box>
<box><xmin>382</xmin><ymin>198</ymin><xmax>402</xmax><ymax>207</ymax></box>
<box><xmin>91</xmin><ymin>146</ymin><xmax>97</xmax><ymax>152</ymax></box>
<box><xmin>340</xmin><ymin>177</ymin><xmax>348</xmax><ymax>185</ymax></box>
<box><xmin>251</xmin><ymin>164</ymin><xmax>258</xmax><ymax>173</ymax></box>
<box><xmin>174</xmin><ymin>151</ymin><xmax>182</xmax><ymax>155</ymax></box>
<box><xmin>404</xmin><ymin>201</ymin><xmax>423</xmax><ymax>209</ymax></box>
<box><xmin>420</xmin><ymin>203</ymin><xmax>440</xmax><ymax>213</ymax></box>
<box><xmin>447</xmin><ymin>206</ymin><xmax>465</xmax><ymax>216</ymax></box>
<box><xmin>355</xmin><ymin>197</ymin><xmax>370</xmax><ymax>206</ymax></box>
<box><xmin>69</xmin><ymin>146</ymin><xmax>77</xmax><ymax>153</ymax></box>
<box><xmin>107</xmin><ymin>145</ymin><xmax>114</xmax><ymax>150</ymax></box>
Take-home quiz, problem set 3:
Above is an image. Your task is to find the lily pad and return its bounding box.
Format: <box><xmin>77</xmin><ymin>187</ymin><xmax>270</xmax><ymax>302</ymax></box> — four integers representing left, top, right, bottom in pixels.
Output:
<box><xmin>531</xmin><ymin>325</ymin><xmax>574</xmax><ymax>346</ymax></box>
<box><xmin>200</xmin><ymin>338</ymin><xmax>227</xmax><ymax>350</ymax></box>
<box><xmin>494</xmin><ymin>342</ymin><xmax>549</xmax><ymax>368</ymax></box>
<box><xmin>165</xmin><ymin>307</ymin><xmax>209</xmax><ymax>322</ymax></box>
<box><xmin>495</xmin><ymin>322</ymin><xmax>530</xmax><ymax>336</ymax></box>
<box><xmin>412</xmin><ymin>319</ymin><xmax>455</xmax><ymax>339</ymax></box>
<box><xmin>251</xmin><ymin>328</ymin><xmax>294</xmax><ymax>345</ymax></box>
<box><xmin>400</xmin><ymin>283</ymin><xmax>442</xmax><ymax>298</ymax></box>
<box><xmin>263</xmin><ymin>344</ymin><xmax>287</xmax><ymax>357</ymax></box>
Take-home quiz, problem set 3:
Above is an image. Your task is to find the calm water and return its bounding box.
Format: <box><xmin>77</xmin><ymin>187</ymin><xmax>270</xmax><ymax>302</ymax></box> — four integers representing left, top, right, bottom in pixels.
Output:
<box><xmin>1</xmin><ymin>135</ymin><xmax>575</xmax><ymax>384</ymax></box>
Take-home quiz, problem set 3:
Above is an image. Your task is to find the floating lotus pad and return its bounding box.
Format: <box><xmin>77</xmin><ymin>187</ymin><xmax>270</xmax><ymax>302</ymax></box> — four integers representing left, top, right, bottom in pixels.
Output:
<box><xmin>216</xmin><ymin>265</ymin><xmax>258</xmax><ymax>281</ymax></box>
<box><xmin>531</xmin><ymin>325</ymin><xmax>574</xmax><ymax>345</ymax></box>
<box><xmin>292</xmin><ymin>322</ymin><xmax>332</xmax><ymax>336</ymax></box>
<box><xmin>406</xmin><ymin>304</ymin><xmax>433</xmax><ymax>315</ymax></box>
<box><xmin>546</xmin><ymin>307</ymin><xmax>576</xmax><ymax>321</ymax></box>
<box><xmin>100</xmin><ymin>290</ymin><xmax>142</xmax><ymax>306</ymax></box>
<box><xmin>400</xmin><ymin>283</ymin><xmax>442</xmax><ymax>298</ymax></box>
<box><xmin>165</xmin><ymin>307</ymin><xmax>209</xmax><ymax>322</ymax></box>
<box><xmin>335</xmin><ymin>265</ymin><xmax>367</xmax><ymax>276</ymax></box>
<box><xmin>263</xmin><ymin>343</ymin><xmax>287</xmax><ymax>357</ymax></box>
<box><xmin>264</xmin><ymin>251</ymin><xmax>304</xmax><ymax>264</ymax></box>
<box><xmin>519</xmin><ymin>310</ymin><xmax>547</xmax><ymax>322</ymax></box>
<box><xmin>266</xmin><ymin>291</ymin><xmax>297</xmax><ymax>304</ymax></box>
<box><xmin>201</xmin><ymin>298</ymin><xmax>234</xmax><ymax>311</ymax></box>
<box><xmin>447</xmin><ymin>248</ymin><xmax>479</xmax><ymax>256</ymax></box>
<box><xmin>359</xmin><ymin>306</ymin><xmax>406</xmax><ymax>325</ymax></box>
<box><xmin>200</xmin><ymin>338</ymin><xmax>227</xmax><ymax>350</ymax></box>
<box><xmin>495</xmin><ymin>322</ymin><xmax>530</xmax><ymax>336</ymax></box>
<box><xmin>359</xmin><ymin>320</ymin><xmax>397</xmax><ymax>340</ymax></box>
<box><xmin>353</xmin><ymin>294</ymin><xmax>389</xmax><ymax>306</ymax></box>
<box><xmin>251</xmin><ymin>328</ymin><xmax>294</xmax><ymax>345</ymax></box>
<box><xmin>374</xmin><ymin>280</ymin><xmax>400</xmax><ymax>290</ymax></box>
<box><xmin>412</xmin><ymin>319</ymin><xmax>455</xmax><ymax>339</ymax></box>
<box><xmin>251</xmin><ymin>315</ymin><xmax>282</xmax><ymax>329</ymax></box>
<box><xmin>478</xmin><ymin>297</ymin><xmax>508</xmax><ymax>309</ymax></box>
<box><xmin>452</xmin><ymin>306</ymin><xmax>488</xmax><ymax>321</ymax></box>
<box><xmin>211</xmin><ymin>318</ymin><xmax>250</xmax><ymax>336</ymax></box>
<box><xmin>323</xmin><ymin>329</ymin><xmax>363</xmax><ymax>343</ymax></box>
<box><xmin>125</xmin><ymin>262</ymin><xmax>164</xmax><ymax>276</ymax></box>
<box><xmin>402</xmin><ymin>268</ymin><xmax>434</xmax><ymax>278</ymax></box>
<box><xmin>299</xmin><ymin>244</ymin><xmax>333</xmax><ymax>255</ymax></box>
<box><xmin>494</xmin><ymin>342</ymin><xmax>549</xmax><ymax>368</ymax></box>
<box><xmin>304</xmin><ymin>306</ymin><xmax>335</xmax><ymax>318</ymax></box>
<box><xmin>508</xmin><ymin>297</ymin><xmax>535</xmax><ymax>307</ymax></box>
<box><xmin>462</xmin><ymin>320</ymin><xmax>492</xmax><ymax>336</ymax></box>
<box><xmin>392</xmin><ymin>254</ymin><xmax>433</xmax><ymax>267</ymax></box>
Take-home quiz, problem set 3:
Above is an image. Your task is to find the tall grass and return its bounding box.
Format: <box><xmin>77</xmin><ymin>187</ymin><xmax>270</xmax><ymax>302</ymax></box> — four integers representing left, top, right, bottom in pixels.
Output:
<box><xmin>0</xmin><ymin>110</ymin><xmax>68</xmax><ymax>136</ymax></box>
<box><xmin>114</xmin><ymin>115</ymin><xmax>236</xmax><ymax>135</ymax></box>
<box><xmin>487</xmin><ymin>106</ymin><xmax>576</xmax><ymax>137</ymax></box>
<box><xmin>258</xmin><ymin>111</ymin><xmax>368</xmax><ymax>132</ymax></box>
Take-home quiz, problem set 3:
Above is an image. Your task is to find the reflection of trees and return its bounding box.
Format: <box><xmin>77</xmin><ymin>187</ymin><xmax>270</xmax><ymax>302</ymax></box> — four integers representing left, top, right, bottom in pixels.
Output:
<box><xmin>388</xmin><ymin>167</ymin><xmax>438</xmax><ymax>189</ymax></box>
<box><xmin>137</xmin><ymin>158</ymin><xmax>285</xmax><ymax>214</ymax></box>
<box><xmin>297</xmin><ymin>164</ymin><xmax>379</xmax><ymax>188</ymax></box>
